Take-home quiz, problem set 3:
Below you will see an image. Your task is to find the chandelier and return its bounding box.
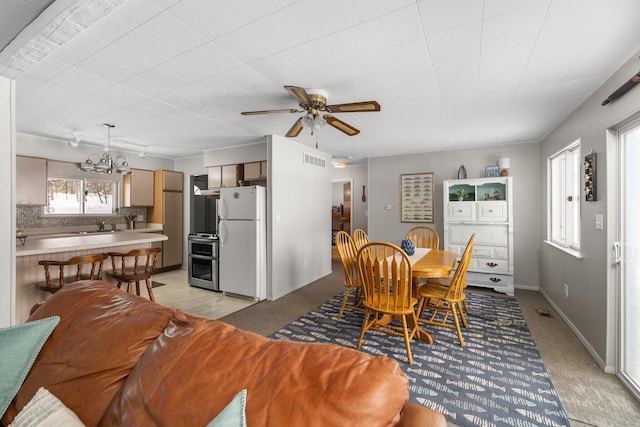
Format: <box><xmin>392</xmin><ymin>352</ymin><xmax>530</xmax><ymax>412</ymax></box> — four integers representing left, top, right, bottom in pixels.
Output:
<box><xmin>79</xmin><ymin>124</ymin><xmax>130</xmax><ymax>174</ymax></box>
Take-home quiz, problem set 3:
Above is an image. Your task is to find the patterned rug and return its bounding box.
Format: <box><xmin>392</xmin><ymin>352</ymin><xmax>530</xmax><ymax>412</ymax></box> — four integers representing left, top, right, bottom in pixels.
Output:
<box><xmin>269</xmin><ymin>291</ymin><xmax>570</xmax><ymax>427</ymax></box>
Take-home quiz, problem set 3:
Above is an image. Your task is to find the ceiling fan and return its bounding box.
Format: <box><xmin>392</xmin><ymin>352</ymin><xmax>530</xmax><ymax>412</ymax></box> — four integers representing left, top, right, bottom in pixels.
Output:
<box><xmin>241</xmin><ymin>86</ymin><xmax>380</xmax><ymax>137</ymax></box>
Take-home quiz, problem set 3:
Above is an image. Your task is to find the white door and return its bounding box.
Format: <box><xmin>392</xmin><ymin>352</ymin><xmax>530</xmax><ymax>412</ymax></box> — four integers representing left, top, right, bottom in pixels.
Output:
<box><xmin>616</xmin><ymin>121</ymin><xmax>640</xmax><ymax>399</ymax></box>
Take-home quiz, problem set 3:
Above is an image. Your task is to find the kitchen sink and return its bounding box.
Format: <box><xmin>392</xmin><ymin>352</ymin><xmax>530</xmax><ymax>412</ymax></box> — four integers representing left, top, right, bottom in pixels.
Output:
<box><xmin>71</xmin><ymin>230</ymin><xmax>120</xmax><ymax>235</ymax></box>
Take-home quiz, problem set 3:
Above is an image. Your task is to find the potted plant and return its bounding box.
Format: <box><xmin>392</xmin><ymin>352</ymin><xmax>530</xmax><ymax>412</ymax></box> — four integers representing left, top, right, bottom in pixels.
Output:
<box><xmin>454</xmin><ymin>188</ymin><xmax>467</xmax><ymax>201</ymax></box>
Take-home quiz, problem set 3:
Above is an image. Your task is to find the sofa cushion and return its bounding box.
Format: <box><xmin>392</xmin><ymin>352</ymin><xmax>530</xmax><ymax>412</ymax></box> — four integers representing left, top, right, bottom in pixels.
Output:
<box><xmin>102</xmin><ymin>310</ymin><xmax>409</xmax><ymax>427</ymax></box>
<box><xmin>0</xmin><ymin>316</ymin><xmax>59</xmax><ymax>418</ymax></box>
<box><xmin>1</xmin><ymin>280</ymin><xmax>173</xmax><ymax>427</ymax></box>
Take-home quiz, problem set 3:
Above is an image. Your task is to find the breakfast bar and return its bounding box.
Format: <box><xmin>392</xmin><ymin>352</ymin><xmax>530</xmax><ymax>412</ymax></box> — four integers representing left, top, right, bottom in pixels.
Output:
<box><xmin>15</xmin><ymin>231</ymin><xmax>168</xmax><ymax>323</ymax></box>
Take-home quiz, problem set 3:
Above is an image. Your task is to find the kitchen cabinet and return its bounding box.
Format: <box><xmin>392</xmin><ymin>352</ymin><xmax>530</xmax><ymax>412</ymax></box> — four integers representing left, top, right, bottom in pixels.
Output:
<box><xmin>244</xmin><ymin>161</ymin><xmax>267</xmax><ymax>181</ymax></box>
<box><xmin>149</xmin><ymin>170</ymin><xmax>183</xmax><ymax>269</ymax></box>
<box><xmin>208</xmin><ymin>164</ymin><xmax>243</xmax><ymax>188</ymax></box>
<box><xmin>123</xmin><ymin>168</ymin><xmax>154</xmax><ymax>207</ymax></box>
<box><xmin>16</xmin><ymin>156</ymin><xmax>47</xmax><ymax>205</ymax></box>
<box><xmin>443</xmin><ymin>177</ymin><xmax>514</xmax><ymax>296</ymax></box>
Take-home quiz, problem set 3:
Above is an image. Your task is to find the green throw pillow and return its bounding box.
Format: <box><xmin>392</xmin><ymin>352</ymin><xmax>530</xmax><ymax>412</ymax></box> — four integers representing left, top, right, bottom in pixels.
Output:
<box><xmin>0</xmin><ymin>316</ymin><xmax>60</xmax><ymax>417</ymax></box>
<box><xmin>206</xmin><ymin>389</ymin><xmax>247</xmax><ymax>427</ymax></box>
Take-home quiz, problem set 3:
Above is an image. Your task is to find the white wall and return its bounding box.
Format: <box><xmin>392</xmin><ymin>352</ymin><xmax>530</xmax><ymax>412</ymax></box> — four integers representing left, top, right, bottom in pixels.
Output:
<box><xmin>332</xmin><ymin>165</ymin><xmax>368</xmax><ymax>232</ymax></box>
<box><xmin>1</xmin><ymin>76</ymin><xmax>15</xmax><ymax>327</ymax></box>
<box><xmin>539</xmin><ymin>52</ymin><xmax>640</xmax><ymax>370</ymax></box>
<box><xmin>368</xmin><ymin>142</ymin><xmax>541</xmax><ymax>289</ymax></box>
<box><xmin>203</xmin><ymin>142</ymin><xmax>267</xmax><ymax>166</ymax></box>
<box><xmin>269</xmin><ymin>135</ymin><xmax>332</xmax><ymax>300</ymax></box>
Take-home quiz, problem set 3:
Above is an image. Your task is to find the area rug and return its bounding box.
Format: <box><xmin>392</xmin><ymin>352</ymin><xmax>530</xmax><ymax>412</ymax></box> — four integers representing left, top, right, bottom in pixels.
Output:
<box><xmin>269</xmin><ymin>291</ymin><xmax>570</xmax><ymax>427</ymax></box>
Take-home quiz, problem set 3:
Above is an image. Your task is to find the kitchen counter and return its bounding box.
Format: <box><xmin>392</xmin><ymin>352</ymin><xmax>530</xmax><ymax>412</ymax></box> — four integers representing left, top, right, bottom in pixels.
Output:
<box><xmin>16</xmin><ymin>232</ymin><xmax>167</xmax><ymax>257</ymax></box>
<box><xmin>14</xmin><ymin>230</ymin><xmax>168</xmax><ymax>324</ymax></box>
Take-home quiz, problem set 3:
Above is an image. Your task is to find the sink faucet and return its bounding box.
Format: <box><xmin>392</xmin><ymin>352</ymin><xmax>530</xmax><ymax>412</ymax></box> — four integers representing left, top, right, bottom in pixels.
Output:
<box><xmin>111</xmin><ymin>223</ymin><xmax>117</xmax><ymax>231</ymax></box>
<box><xmin>97</xmin><ymin>220</ymin><xmax>105</xmax><ymax>232</ymax></box>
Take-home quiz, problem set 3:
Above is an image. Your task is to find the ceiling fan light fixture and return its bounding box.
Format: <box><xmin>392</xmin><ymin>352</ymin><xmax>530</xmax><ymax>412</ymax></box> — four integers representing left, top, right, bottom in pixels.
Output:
<box><xmin>301</xmin><ymin>113</ymin><xmax>314</xmax><ymax>128</ymax></box>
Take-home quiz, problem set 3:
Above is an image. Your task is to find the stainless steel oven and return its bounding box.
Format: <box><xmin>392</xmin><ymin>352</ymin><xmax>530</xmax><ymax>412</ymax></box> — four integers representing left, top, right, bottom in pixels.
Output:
<box><xmin>188</xmin><ymin>233</ymin><xmax>219</xmax><ymax>291</ymax></box>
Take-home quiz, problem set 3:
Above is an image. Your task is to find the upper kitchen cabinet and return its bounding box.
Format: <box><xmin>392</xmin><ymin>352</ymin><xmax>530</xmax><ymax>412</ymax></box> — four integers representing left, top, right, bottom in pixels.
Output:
<box><xmin>244</xmin><ymin>161</ymin><xmax>267</xmax><ymax>181</ymax></box>
<box><xmin>208</xmin><ymin>164</ymin><xmax>243</xmax><ymax>188</ymax></box>
<box><xmin>123</xmin><ymin>168</ymin><xmax>154</xmax><ymax>207</ymax></box>
<box><xmin>16</xmin><ymin>156</ymin><xmax>47</xmax><ymax>205</ymax></box>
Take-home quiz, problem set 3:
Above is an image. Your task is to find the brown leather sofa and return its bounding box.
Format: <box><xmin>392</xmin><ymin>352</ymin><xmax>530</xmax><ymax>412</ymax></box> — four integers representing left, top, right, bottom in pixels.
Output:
<box><xmin>2</xmin><ymin>280</ymin><xmax>446</xmax><ymax>427</ymax></box>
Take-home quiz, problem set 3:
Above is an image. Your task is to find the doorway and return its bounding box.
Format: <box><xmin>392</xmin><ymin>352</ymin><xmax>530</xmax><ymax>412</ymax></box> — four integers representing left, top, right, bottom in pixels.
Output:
<box><xmin>331</xmin><ymin>180</ymin><xmax>352</xmax><ymax>261</ymax></box>
<box><xmin>612</xmin><ymin>120</ymin><xmax>640</xmax><ymax>400</ymax></box>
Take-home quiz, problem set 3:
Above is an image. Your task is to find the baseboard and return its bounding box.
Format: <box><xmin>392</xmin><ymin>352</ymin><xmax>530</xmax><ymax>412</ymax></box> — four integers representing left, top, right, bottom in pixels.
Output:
<box><xmin>539</xmin><ymin>289</ymin><xmax>613</xmax><ymax>373</ymax></box>
<box><xmin>514</xmin><ymin>284</ymin><xmax>539</xmax><ymax>291</ymax></box>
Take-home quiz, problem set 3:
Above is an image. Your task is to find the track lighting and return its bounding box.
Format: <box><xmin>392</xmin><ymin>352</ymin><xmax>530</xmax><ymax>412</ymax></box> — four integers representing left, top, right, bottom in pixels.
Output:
<box><xmin>68</xmin><ymin>131</ymin><xmax>80</xmax><ymax>148</ymax></box>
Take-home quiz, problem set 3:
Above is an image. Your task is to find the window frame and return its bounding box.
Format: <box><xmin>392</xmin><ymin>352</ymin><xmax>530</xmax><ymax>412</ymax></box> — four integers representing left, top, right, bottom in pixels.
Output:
<box><xmin>44</xmin><ymin>176</ymin><xmax>120</xmax><ymax>216</ymax></box>
<box><xmin>546</xmin><ymin>139</ymin><xmax>582</xmax><ymax>257</ymax></box>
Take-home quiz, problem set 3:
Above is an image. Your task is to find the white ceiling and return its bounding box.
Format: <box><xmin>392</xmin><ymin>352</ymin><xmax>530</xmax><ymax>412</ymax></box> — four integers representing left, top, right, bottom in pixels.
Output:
<box><xmin>2</xmin><ymin>0</ymin><xmax>640</xmax><ymax>161</ymax></box>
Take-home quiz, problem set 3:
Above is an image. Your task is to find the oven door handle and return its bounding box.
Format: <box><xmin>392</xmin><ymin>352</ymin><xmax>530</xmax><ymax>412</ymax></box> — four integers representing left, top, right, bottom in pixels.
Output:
<box><xmin>189</xmin><ymin>254</ymin><xmax>215</xmax><ymax>261</ymax></box>
<box><xmin>189</xmin><ymin>237</ymin><xmax>218</xmax><ymax>244</ymax></box>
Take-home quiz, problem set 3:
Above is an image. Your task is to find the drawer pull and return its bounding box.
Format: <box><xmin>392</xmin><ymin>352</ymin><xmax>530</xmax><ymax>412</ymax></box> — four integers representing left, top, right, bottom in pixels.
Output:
<box><xmin>486</xmin><ymin>262</ymin><xmax>498</xmax><ymax>267</ymax></box>
<box><xmin>490</xmin><ymin>277</ymin><xmax>502</xmax><ymax>283</ymax></box>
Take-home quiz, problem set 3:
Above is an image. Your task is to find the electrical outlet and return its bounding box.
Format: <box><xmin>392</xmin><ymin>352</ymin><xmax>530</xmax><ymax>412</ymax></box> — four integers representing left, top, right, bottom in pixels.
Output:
<box><xmin>564</xmin><ymin>284</ymin><xmax>569</xmax><ymax>298</ymax></box>
<box><xmin>138</xmin><ymin>214</ymin><xmax>144</xmax><ymax>222</ymax></box>
<box><xmin>303</xmin><ymin>258</ymin><xmax>307</xmax><ymax>267</ymax></box>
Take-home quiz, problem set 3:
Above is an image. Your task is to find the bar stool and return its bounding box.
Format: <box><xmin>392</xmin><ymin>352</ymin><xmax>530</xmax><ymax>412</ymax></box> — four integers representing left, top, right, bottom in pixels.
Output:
<box><xmin>36</xmin><ymin>253</ymin><xmax>108</xmax><ymax>294</ymax></box>
<box><xmin>107</xmin><ymin>247</ymin><xmax>161</xmax><ymax>301</ymax></box>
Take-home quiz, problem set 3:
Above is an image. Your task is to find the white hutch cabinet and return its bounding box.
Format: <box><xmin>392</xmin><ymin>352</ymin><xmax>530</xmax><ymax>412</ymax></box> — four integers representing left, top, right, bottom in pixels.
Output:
<box><xmin>443</xmin><ymin>177</ymin><xmax>514</xmax><ymax>295</ymax></box>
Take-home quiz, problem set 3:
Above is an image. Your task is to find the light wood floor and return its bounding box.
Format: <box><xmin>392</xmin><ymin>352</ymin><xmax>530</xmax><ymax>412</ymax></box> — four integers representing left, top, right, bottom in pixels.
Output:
<box><xmin>151</xmin><ymin>269</ymin><xmax>255</xmax><ymax>319</ymax></box>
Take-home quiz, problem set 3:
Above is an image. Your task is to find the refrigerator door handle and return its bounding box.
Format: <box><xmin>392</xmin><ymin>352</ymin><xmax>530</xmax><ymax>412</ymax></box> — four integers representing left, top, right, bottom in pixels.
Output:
<box><xmin>218</xmin><ymin>220</ymin><xmax>226</xmax><ymax>247</ymax></box>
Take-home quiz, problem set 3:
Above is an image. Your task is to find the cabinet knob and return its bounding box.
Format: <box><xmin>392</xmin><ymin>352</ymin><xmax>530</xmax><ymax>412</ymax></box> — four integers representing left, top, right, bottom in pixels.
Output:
<box><xmin>490</xmin><ymin>277</ymin><xmax>502</xmax><ymax>283</ymax></box>
<box><xmin>486</xmin><ymin>262</ymin><xmax>498</xmax><ymax>267</ymax></box>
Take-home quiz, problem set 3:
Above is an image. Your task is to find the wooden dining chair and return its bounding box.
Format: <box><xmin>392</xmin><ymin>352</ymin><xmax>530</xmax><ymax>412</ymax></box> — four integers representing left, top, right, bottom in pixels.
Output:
<box><xmin>352</xmin><ymin>228</ymin><xmax>370</xmax><ymax>251</ymax></box>
<box><xmin>334</xmin><ymin>231</ymin><xmax>364</xmax><ymax>319</ymax></box>
<box><xmin>36</xmin><ymin>253</ymin><xmax>108</xmax><ymax>294</ymax></box>
<box><xmin>416</xmin><ymin>234</ymin><xmax>475</xmax><ymax>346</ymax></box>
<box><xmin>107</xmin><ymin>247</ymin><xmax>161</xmax><ymax>301</ymax></box>
<box><xmin>356</xmin><ymin>242</ymin><xmax>419</xmax><ymax>364</ymax></box>
<box><xmin>405</xmin><ymin>226</ymin><xmax>439</xmax><ymax>249</ymax></box>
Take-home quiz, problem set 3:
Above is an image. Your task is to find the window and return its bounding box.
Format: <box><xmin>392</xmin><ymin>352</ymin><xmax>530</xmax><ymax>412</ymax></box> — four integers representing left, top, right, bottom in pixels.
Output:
<box><xmin>547</xmin><ymin>140</ymin><xmax>581</xmax><ymax>252</ymax></box>
<box><xmin>46</xmin><ymin>177</ymin><xmax>116</xmax><ymax>215</ymax></box>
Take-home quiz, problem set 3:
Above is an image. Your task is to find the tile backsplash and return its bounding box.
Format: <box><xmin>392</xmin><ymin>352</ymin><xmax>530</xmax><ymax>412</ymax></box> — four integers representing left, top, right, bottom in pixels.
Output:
<box><xmin>17</xmin><ymin>206</ymin><xmax>146</xmax><ymax>230</ymax></box>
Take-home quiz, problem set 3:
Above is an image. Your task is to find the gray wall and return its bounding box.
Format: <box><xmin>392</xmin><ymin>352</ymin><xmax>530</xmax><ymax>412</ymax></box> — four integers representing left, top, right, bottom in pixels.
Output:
<box><xmin>368</xmin><ymin>142</ymin><xmax>541</xmax><ymax>289</ymax></box>
<box><xmin>539</xmin><ymin>52</ymin><xmax>640</xmax><ymax>369</ymax></box>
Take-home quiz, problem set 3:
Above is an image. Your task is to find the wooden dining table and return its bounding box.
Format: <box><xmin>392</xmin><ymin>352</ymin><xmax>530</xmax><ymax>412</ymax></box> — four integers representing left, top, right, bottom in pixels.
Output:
<box><xmin>401</xmin><ymin>247</ymin><xmax>458</xmax><ymax>343</ymax></box>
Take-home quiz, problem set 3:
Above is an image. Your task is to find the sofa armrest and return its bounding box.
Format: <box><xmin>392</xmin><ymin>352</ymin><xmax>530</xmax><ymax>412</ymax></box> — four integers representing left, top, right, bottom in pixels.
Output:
<box><xmin>397</xmin><ymin>403</ymin><xmax>447</xmax><ymax>427</ymax></box>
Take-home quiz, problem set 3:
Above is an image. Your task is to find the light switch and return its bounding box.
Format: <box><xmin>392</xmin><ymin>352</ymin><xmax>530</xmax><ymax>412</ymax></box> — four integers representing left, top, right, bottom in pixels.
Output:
<box><xmin>276</xmin><ymin>214</ymin><xmax>281</xmax><ymax>224</ymax></box>
<box><xmin>595</xmin><ymin>214</ymin><xmax>603</xmax><ymax>230</ymax></box>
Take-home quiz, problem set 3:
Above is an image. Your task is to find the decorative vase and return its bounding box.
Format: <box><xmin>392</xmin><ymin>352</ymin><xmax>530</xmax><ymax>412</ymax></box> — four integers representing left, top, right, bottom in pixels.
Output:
<box><xmin>400</xmin><ymin>239</ymin><xmax>415</xmax><ymax>256</ymax></box>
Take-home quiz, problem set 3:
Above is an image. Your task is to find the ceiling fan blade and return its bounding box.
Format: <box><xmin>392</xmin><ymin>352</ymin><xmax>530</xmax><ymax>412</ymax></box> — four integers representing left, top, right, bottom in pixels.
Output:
<box><xmin>241</xmin><ymin>108</ymin><xmax>298</xmax><ymax>115</ymax></box>
<box><xmin>284</xmin><ymin>86</ymin><xmax>312</xmax><ymax>107</ymax></box>
<box><xmin>286</xmin><ymin>117</ymin><xmax>304</xmax><ymax>137</ymax></box>
<box><xmin>326</xmin><ymin>101</ymin><xmax>380</xmax><ymax>113</ymax></box>
<box><xmin>324</xmin><ymin>115</ymin><xmax>360</xmax><ymax>136</ymax></box>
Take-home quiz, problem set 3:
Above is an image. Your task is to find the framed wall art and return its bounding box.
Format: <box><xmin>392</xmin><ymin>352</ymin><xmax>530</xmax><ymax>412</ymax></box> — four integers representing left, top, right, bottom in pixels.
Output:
<box><xmin>485</xmin><ymin>165</ymin><xmax>500</xmax><ymax>177</ymax></box>
<box><xmin>401</xmin><ymin>172</ymin><xmax>434</xmax><ymax>223</ymax></box>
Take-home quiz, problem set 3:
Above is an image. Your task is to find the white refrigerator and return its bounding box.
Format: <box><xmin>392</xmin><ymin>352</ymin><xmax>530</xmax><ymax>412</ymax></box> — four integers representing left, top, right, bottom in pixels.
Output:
<box><xmin>218</xmin><ymin>185</ymin><xmax>266</xmax><ymax>300</ymax></box>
